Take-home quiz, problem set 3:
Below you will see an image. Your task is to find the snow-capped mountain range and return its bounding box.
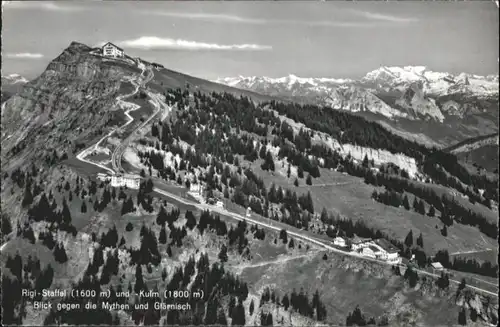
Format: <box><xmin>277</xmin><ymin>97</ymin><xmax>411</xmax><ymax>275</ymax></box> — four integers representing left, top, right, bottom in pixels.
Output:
<box><xmin>215</xmin><ymin>66</ymin><xmax>499</xmax><ymax>122</ymax></box>
<box><xmin>1</xmin><ymin>74</ymin><xmax>29</xmax><ymax>103</ymax></box>
<box><xmin>2</xmin><ymin>74</ymin><xmax>29</xmax><ymax>85</ymax></box>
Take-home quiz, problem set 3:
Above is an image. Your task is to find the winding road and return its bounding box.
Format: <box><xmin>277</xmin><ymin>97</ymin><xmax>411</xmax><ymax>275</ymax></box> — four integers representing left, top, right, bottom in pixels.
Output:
<box><xmin>76</xmin><ymin>66</ymin><xmax>147</xmax><ymax>174</ymax></box>
<box><xmin>110</xmin><ymin>67</ymin><xmax>162</xmax><ymax>173</ymax></box>
<box><xmin>71</xmin><ymin>61</ymin><xmax>498</xmax><ymax>299</ymax></box>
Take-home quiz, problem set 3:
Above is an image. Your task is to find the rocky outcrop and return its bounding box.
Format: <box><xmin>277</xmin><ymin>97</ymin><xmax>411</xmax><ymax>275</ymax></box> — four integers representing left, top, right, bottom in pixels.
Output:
<box><xmin>318</xmin><ymin>135</ymin><xmax>419</xmax><ymax>178</ymax></box>
<box><xmin>396</xmin><ymin>82</ymin><xmax>444</xmax><ymax>121</ymax></box>
<box><xmin>1</xmin><ymin>42</ymin><xmax>142</xmax><ymax>172</ymax></box>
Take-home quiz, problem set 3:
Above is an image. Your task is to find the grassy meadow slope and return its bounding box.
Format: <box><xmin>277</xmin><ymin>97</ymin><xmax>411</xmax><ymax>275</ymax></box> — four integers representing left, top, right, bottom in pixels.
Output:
<box><xmin>148</xmin><ymin>67</ymin><xmax>280</xmax><ymax>104</ymax></box>
<box><xmin>241</xmin><ymin>251</ymin><xmax>498</xmax><ymax>326</ymax></box>
<box><xmin>444</xmin><ymin>133</ymin><xmax>499</xmax><ymax>174</ymax></box>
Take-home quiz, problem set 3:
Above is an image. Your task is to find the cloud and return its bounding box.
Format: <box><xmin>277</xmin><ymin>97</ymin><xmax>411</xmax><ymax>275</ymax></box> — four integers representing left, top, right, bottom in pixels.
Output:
<box><xmin>144</xmin><ymin>10</ymin><xmax>406</xmax><ymax>28</ymax></box>
<box><xmin>117</xmin><ymin>36</ymin><xmax>272</xmax><ymax>51</ymax></box>
<box><xmin>4</xmin><ymin>53</ymin><xmax>44</xmax><ymax>59</ymax></box>
<box><xmin>287</xmin><ymin>20</ymin><xmax>375</xmax><ymax>28</ymax></box>
<box><xmin>1</xmin><ymin>1</ymin><xmax>83</xmax><ymax>12</ymax></box>
<box><xmin>144</xmin><ymin>11</ymin><xmax>266</xmax><ymax>24</ymax></box>
<box><xmin>347</xmin><ymin>10</ymin><xmax>418</xmax><ymax>23</ymax></box>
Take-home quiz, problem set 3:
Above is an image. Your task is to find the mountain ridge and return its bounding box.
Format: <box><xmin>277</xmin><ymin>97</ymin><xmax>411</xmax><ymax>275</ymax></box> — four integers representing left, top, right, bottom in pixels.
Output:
<box><xmin>214</xmin><ymin>66</ymin><xmax>499</xmax><ymax>146</ymax></box>
<box><xmin>216</xmin><ymin>66</ymin><xmax>499</xmax><ymax>95</ymax></box>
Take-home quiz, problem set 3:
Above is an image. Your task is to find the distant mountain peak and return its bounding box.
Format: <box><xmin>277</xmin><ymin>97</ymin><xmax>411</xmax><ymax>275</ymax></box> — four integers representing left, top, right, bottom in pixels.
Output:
<box><xmin>214</xmin><ymin>66</ymin><xmax>498</xmax><ymax>123</ymax></box>
<box><xmin>2</xmin><ymin>74</ymin><xmax>28</xmax><ymax>84</ymax></box>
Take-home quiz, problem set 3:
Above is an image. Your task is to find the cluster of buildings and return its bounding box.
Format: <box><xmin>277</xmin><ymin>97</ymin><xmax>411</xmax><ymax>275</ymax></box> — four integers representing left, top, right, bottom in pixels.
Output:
<box><xmin>333</xmin><ymin>236</ymin><xmax>402</xmax><ymax>264</ymax></box>
<box><xmin>97</xmin><ymin>173</ymin><xmax>141</xmax><ymax>189</ymax></box>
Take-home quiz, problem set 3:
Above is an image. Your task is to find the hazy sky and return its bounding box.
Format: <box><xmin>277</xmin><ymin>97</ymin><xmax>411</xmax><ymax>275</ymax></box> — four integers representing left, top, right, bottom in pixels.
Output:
<box><xmin>2</xmin><ymin>0</ymin><xmax>499</xmax><ymax>80</ymax></box>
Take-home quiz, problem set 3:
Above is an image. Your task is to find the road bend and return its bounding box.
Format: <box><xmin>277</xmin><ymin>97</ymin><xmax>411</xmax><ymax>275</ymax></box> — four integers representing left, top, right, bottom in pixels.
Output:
<box><xmin>111</xmin><ymin>67</ymin><xmax>162</xmax><ymax>173</ymax></box>
<box><xmin>77</xmin><ymin>65</ymin><xmax>147</xmax><ymax>172</ymax></box>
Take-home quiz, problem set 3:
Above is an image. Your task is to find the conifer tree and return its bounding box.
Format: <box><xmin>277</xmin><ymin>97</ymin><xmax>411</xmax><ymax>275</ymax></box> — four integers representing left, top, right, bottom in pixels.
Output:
<box><xmin>54</xmin><ymin>243</ymin><xmax>68</xmax><ymax>263</ymax></box>
<box><xmin>428</xmin><ymin>205</ymin><xmax>436</xmax><ymax>217</ymax></box>
<box><xmin>362</xmin><ymin>154</ymin><xmax>369</xmax><ymax>168</ymax></box>
<box><xmin>231</xmin><ymin>300</ymin><xmax>246</xmax><ymax>326</ymax></box>
<box><xmin>412</xmin><ymin>197</ymin><xmax>419</xmax><ymax>211</ymax></box>
<box><xmin>228</xmin><ymin>296</ymin><xmax>236</xmax><ymax>317</ymax></box>
<box><xmin>119</xmin><ymin>236</ymin><xmax>126</xmax><ymax>247</ymax></box>
<box><xmin>185</xmin><ymin>210</ymin><xmax>197</xmax><ymax>230</ymax></box>
<box><xmin>159</xmin><ymin>225</ymin><xmax>167</xmax><ymax>244</ymax></box>
<box><xmin>458</xmin><ymin>307</ymin><xmax>467</xmax><ymax>325</ymax></box>
<box><xmin>62</xmin><ymin>199</ymin><xmax>72</xmax><ymax>225</ymax></box>
<box><xmin>470</xmin><ymin>308</ymin><xmax>478</xmax><ymax>322</ymax></box>
<box><xmin>156</xmin><ymin>205</ymin><xmax>168</xmax><ymax>225</ymax></box>
<box><xmin>298</xmin><ymin>165</ymin><xmax>304</xmax><ymax>178</ymax></box>
<box><xmin>416</xmin><ymin>233</ymin><xmax>424</xmax><ymax>248</ymax></box>
<box><xmin>1</xmin><ymin>212</ymin><xmax>12</xmax><ymax>237</ymax></box>
<box><xmin>161</xmin><ymin>268</ymin><xmax>167</xmax><ymax>281</ymax></box>
<box><xmin>218</xmin><ymin>244</ymin><xmax>228</xmax><ymax>263</ymax></box>
<box><xmin>23</xmin><ymin>225</ymin><xmax>36</xmax><ymax>244</ymax></box>
<box><xmin>282</xmin><ymin>294</ymin><xmax>290</xmax><ymax>310</ymax></box>
<box><xmin>204</xmin><ymin>298</ymin><xmax>219</xmax><ymax>325</ymax></box>
<box><xmin>134</xmin><ymin>264</ymin><xmax>145</xmax><ymax>293</ymax></box>
<box><xmin>404</xmin><ymin>230</ymin><xmax>413</xmax><ymax>247</ymax></box>
<box><xmin>261</xmin><ymin>312</ymin><xmax>273</xmax><ymax>326</ymax></box>
<box><xmin>403</xmin><ymin>195</ymin><xmax>410</xmax><ymax>210</ymax></box>
<box><xmin>22</xmin><ymin>184</ymin><xmax>33</xmax><ymax>207</ymax></box>
<box><xmin>216</xmin><ymin>309</ymin><xmax>227</xmax><ymax>326</ymax></box>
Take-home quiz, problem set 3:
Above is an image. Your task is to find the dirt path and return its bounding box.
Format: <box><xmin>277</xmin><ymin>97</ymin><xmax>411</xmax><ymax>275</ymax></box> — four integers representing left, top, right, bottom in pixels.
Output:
<box><xmin>231</xmin><ymin>253</ymin><xmax>313</xmax><ymax>273</ymax></box>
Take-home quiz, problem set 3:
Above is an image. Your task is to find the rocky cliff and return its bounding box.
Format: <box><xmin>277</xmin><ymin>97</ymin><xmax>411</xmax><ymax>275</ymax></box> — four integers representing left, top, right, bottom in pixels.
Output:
<box><xmin>1</xmin><ymin>42</ymin><xmax>141</xmax><ymax>172</ymax></box>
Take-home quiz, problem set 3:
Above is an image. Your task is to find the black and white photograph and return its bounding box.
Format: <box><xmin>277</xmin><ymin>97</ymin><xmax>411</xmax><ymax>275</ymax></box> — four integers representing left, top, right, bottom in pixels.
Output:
<box><xmin>1</xmin><ymin>0</ymin><xmax>499</xmax><ymax>326</ymax></box>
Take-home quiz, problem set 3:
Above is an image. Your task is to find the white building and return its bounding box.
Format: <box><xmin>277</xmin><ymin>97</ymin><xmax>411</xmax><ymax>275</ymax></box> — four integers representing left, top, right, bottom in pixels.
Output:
<box><xmin>189</xmin><ymin>183</ymin><xmax>203</xmax><ymax>195</ymax></box>
<box><xmin>97</xmin><ymin>173</ymin><xmax>111</xmax><ymax>182</ymax></box>
<box><xmin>333</xmin><ymin>237</ymin><xmax>346</xmax><ymax>248</ymax></box>
<box><xmin>431</xmin><ymin>262</ymin><xmax>444</xmax><ymax>272</ymax></box>
<box><xmin>351</xmin><ymin>236</ymin><xmax>372</xmax><ymax>251</ymax></box>
<box><xmin>362</xmin><ymin>246</ymin><xmax>378</xmax><ymax>259</ymax></box>
<box><xmin>102</xmin><ymin>42</ymin><xmax>124</xmax><ymax>58</ymax></box>
<box><xmin>111</xmin><ymin>173</ymin><xmax>141</xmax><ymax>189</ymax></box>
<box><xmin>373</xmin><ymin>239</ymin><xmax>401</xmax><ymax>264</ymax></box>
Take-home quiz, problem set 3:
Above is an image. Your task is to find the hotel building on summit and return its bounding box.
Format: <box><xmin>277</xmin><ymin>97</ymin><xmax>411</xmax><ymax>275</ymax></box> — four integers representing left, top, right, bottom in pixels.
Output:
<box><xmin>102</xmin><ymin>42</ymin><xmax>124</xmax><ymax>58</ymax></box>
